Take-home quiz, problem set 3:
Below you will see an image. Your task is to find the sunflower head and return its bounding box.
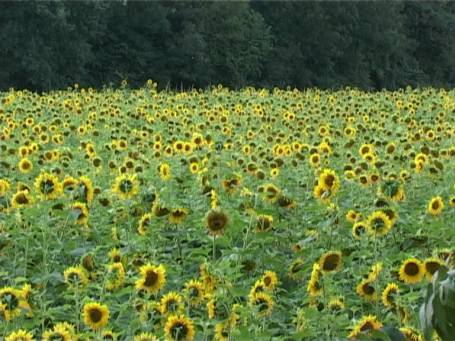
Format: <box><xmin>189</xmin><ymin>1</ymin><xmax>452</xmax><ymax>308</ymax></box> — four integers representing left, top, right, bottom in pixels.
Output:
<box><xmin>113</xmin><ymin>174</ymin><xmax>139</xmax><ymax>199</ymax></box>
<box><xmin>164</xmin><ymin>314</ymin><xmax>195</xmax><ymax>341</ymax></box>
<box><xmin>428</xmin><ymin>196</ymin><xmax>444</xmax><ymax>216</ymax></box>
<box><xmin>367</xmin><ymin>210</ymin><xmax>393</xmax><ymax>237</ymax></box>
<box><xmin>381</xmin><ymin>283</ymin><xmax>399</xmax><ymax>308</ymax></box>
<box><xmin>82</xmin><ymin>302</ymin><xmax>109</xmax><ymax>330</ymax></box>
<box><xmin>34</xmin><ymin>172</ymin><xmax>62</xmax><ymax>200</ymax></box>
<box><xmin>135</xmin><ymin>264</ymin><xmax>166</xmax><ymax>294</ymax></box>
<box><xmin>319</xmin><ymin>251</ymin><xmax>342</xmax><ymax>273</ymax></box>
<box><xmin>248</xmin><ymin>292</ymin><xmax>274</xmax><ymax>317</ymax></box>
<box><xmin>206</xmin><ymin>208</ymin><xmax>229</xmax><ymax>236</ymax></box>
<box><xmin>348</xmin><ymin>315</ymin><xmax>383</xmax><ymax>339</ymax></box>
<box><xmin>399</xmin><ymin>258</ymin><xmax>424</xmax><ymax>284</ymax></box>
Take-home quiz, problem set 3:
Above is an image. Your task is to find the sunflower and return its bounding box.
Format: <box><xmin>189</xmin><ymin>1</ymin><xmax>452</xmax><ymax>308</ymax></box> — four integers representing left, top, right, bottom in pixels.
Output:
<box><xmin>249</xmin><ymin>292</ymin><xmax>274</xmax><ymax>317</ymax></box>
<box><xmin>5</xmin><ymin>330</ymin><xmax>35</xmax><ymax>341</ymax></box>
<box><xmin>134</xmin><ymin>332</ymin><xmax>158</xmax><ymax>341</ymax></box>
<box><xmin>348</xmin><ymin>315</ymin><xmax>382</xmax><ymax>339</ymax></box>
<box><xmin>164</xmin><ymin>314</ymin><xmax>195</xmax><ymax>341</ymax></box>
<box><xmin>82</xmin><ymin>302</ymin><xmax>109</xmax><ymax>330</ymax></box>
<box><xmin>0</xmin><ymin>287</ymin><xmax>27</xmax><ymax>321</ymax></box>
<box><xmin>356</xmin><ymin>279</ymin><xmax>377</xmax><ymax>301</ymax></box>
<box><xmin>423</xmin><ymin>258</ymin><xmax>444</xmax><ymax>280</ymax></box>
<box><xmin>77</xmin><ymin>176</ymin><xmax>95</xmax><ymax>203</ymax></box>
<box><xmin>106</xmin><ymin>262</ymin><xmax>125</xmax><ymax>291</ymax></box>
<box><xmin>352</xmin><ymin>221</ymin><xmax>368</xmax><ymax>240</ymax></box>
<box><xmin>255</xmin><ymin>214</ymin><xmax>273</xmax><ymax>232</ymax></box>
<box><xmin>346</xmin><ymin>210</ymin><xmax>360</xmax><ymax>223</ymax></box>
<box><xmin>11</xmin><ymin>190</ymin><xmax>33</xmax><ymax>209</ymax></box>
<box><xmin>18</xmin><ymin>158</ymin><xmax>33</xmax><ymax>174</ymax></box>
<box><xmin>449</xmin><ymin>196</ymin><xmax>455</xmax><ymax>207</ymax></box>
<box><xmin>249</xmin><ymin>279</ymin><xmax>266</xmax><ymax>297</ymax></box>
<box><xmin>366</xmin><ymin>210</ymin><xmax>393</xmax><ymax>237</ymax></box>
<box><xmin>135</xmin><ymin>264</ymin><xmax>166</xmax><ymax>294</ymax></box>
<box><xmin>206</xmin><ymin>208</ymin><xmax>229</xmax><ymax>236</ymax></box>
<box><xmin>262</xmin><ymin>183</ymin><xmax>281</xmax><ymax>203</ymax></box>
<box><xmin>0</xmin><ymin>179</ymin><xmax>11</xmax><ymax>196</ymax></box>
<box><xmin>159</xmin><ymin>163</ymin><xmax>171</xmax><ymax>181</ymax></box>
<box><xmin>399</xmin><ymin>258</ymin><xmax>424</xmax><ymax>284</ymax></box>
<box><xmin>214</xmin><ymin>322</ymin><xmax>230</xmax><ymax>341</ymax></box>
<box><xmin>261</xmin><ymin>271</ymin><xmax>279</xmax><ymax>290</ymax></box>
<box><xmin>112</xmin><ymin>173</ymin><xmax>139</xmax><ymax>200</ymax></box>
<box><xmin>206</xmin><ymin>295</ymin><xmax>217</xmax><ymax>319</ymax></box>
<box><xmin>34</xmin><ymin>172</ymin><xmax>62</xmax><ymax>200</ymax></box>
<box><xmin>63</xmin><ymin>266</ymin><xmax>89</xmax><ymax>288</ymax></box>
<box><xmin>169</xmin><ymin>208</ymin><xmax>189</xmax><ymax>225</ymax></box>
<box><xmin>309</xmin><ymin>153</ymin><xmax>320</xmax><ymax>168</ymax></box>
<box><xmin>381</xmin><ymin>283</ymin><xmax>399</xmax><ymax>308</ymax></box>
<box><xmin>160</xmin><ymin>291</ymin><xmax>184</xmax><ymax>315</ymax></box>
<box><xmin>138</xmin><ymin>301</ymin><xmax>161</xmax><ymax>325</ymax></box>
<box><xmin>184</xmin><ymin>279</ymin><xmax>204</xmax><ymax>306</ymax></box>
<box><xmin>328</xmin><ymin>297</ymin><xmax>345</xmax><ymax>312</ymax></box>
<box><xmin>318</xmin><ymin>169</ymin><xmax>340</xmax><ymax>194</ymax></box>
<box><xmin>399</xmin><ymin>326</ymin><xmax>423</xmax><ymax>341</ymax></box>
<box><xmin>102</xmin><ymin>330</ymin><xmax>117</xmax><ymax>340</ymax></box>
<box><xmin>71</xmin><ymin>202</ymin><xmax>89</xmax><ymax>225</ymax></box>
<box><xmin>42</xmin><ymin>324</ymin><xmax>72</xmax><ymax>341</ymax></box>
<box><xmin>138</xmin><ymin>213</ymin><xmax>153</xmax><ymax>235</ymax></box>
<box><xmin>307</xmin><ymin>263</ymin><xmax>323</xmax><ymax>297</ymax></box>
<box><xmin>427</xmin><ymin>196</ymin><xmax>444</xmax><ymax>216</ymax></box>
<box><xmin>319</xmin><ymin>251</ymin><xmax>342</xmax><ymax>273</ymax></box>
<box><xmin>367</xmin><ymin>262</ymin><xmax>383</xmax><ymax>281</ymax></box>
<box><xmin>288</xmin><ymin>258</ymin><xmax>305</xmax><ymax>280</ymax></box>
<box><xmin>62</xmin><ymin>176</ymin><xmax>79</xmax><ymax>194</ymax></box>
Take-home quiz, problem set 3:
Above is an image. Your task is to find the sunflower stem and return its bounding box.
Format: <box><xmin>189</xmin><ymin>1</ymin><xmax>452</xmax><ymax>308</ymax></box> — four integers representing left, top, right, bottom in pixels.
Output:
<box><xmin>212</xmin><ymin>235</ymin><xmax>216</xmax><ymax>262</ymax></box>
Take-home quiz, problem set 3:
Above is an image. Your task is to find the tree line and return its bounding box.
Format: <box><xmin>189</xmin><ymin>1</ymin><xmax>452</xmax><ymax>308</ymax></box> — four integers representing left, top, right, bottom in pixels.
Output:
<box><xmin>0</xmin><ymin>1</ymin><xmax>454</xmax><ymax>91</ymax></box>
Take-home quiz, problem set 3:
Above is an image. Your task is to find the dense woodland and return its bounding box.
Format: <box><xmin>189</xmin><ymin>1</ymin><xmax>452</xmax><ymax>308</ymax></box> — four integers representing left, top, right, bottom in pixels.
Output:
<box><xmin>1</xmin><ymin>1</ymin><xmax>454</xmax><ymax>91</ymax></box>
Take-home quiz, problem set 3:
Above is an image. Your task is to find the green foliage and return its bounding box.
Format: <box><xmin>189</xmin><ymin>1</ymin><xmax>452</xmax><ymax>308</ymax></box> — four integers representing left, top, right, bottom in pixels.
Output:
<box><xmin>420</xmin><ymin>266</ymin><xmax>455</xmax><ymax>340</ymax></box>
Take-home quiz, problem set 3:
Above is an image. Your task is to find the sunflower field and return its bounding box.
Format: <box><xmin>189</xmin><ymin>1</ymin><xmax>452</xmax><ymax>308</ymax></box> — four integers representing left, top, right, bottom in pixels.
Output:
<box><xmin>0</xmin><ymin>83</ymin><xmax>455</xmax><ymax>340</ymax></box>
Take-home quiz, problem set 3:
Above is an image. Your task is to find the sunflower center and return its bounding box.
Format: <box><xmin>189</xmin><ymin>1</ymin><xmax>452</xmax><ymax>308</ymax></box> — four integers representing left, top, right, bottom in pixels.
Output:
<box><xmin>119</xmin><ymin>179</ymin><xmax>133</xmax><ymax>194</ymax></box>
<box><xmin>322</xmin><ymin>254</ymin><xmax>340</xmax><ymax>271</ymax></box>
<box><xmin>40</xmin><ymin>179</ymin><xmax>55</xmax><ymax>194</ymax></box>
<box><xmin>324</xmin><ymin>175</ymin><xmax>335</xmax><ymax>187</ymax></box>
<box><xmin>363</xmin><ymin>283</ymin><xmax>375</xmax><ymax>295</ymax></box>
<box><xmin>360</xmin><ymin>321</ymin><xmax>374</xmax><ymax>332</ymax></box>
<box><xmin>264</xmin><ymin>277</ymin><xmax>272</xmax><ymax>286</ymax></box>
<box><xmin>425</xmin><ymin>262</ymin><xmax>440</xmax><ymax>275</ymax></box>
<box><xmin>208</xmin><ymin>214</ymin><xmax>227</xmax><ymax>231</ymax></box>
<box><xmin>48</xmin><ymin>333</ymin><xmax>65</xmax><ymax>341</ymax></box>
<box><xmin>16</xmin><ymin>193</ymin><xmax>29</xmax><ymax>204</ymax></box>
<box><xmin>432</xmin><ymin>201</ymin><xmax>440</xmax><ymax>210</ymax></box>
<box><xmin>89</xmin><ymin>308</ymin><xmax>103</xmax><ymax>323</ymax></box>
<box><xmin>144</xmin><ymin>270</ymin><xmax>158</xmax><ymax>287</ymax></box>
<box><xmin>171</xmin><ymin>322</ymin><xmax>188</xmax><ymax>339</ymax></box>
<box><xmin>371</xmin><ymin>218</ymin><xmax>385</xmax><ymax>231</ymax></box>
<box><xmin>189</xmin><ymin>287</ymin><xmax>200</xmax><ymax>298</ymax></box>
<box><xmin>256</xmin><ymin>298</ymin><xmax>269</xmax><ymax>312</ymax></box>
<box><xmin>404</xmin><ymin>263</ymin><xmax>419</xmax><ymax>276</ymax></box>
<box><xmin>0</xmin><ymin>292</ymin><xmax>19</xmax><ymax>310</ymax></box>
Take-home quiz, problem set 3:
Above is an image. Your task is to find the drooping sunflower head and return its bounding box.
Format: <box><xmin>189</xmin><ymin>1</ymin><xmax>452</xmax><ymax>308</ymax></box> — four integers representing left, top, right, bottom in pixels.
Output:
<box><xmin>82</xmin><ymin>302</ymin><xmax>109</xmax><ymax>331</ymax></box>
<box><xmin>318</xmin><ymin>169</ymin><xmax>340</xmax><ymax>193</ymax></box>
<box><xmin>138</xmin><ymin>213</ymin><xmax>153</xmax><ymax>236</ymax></box>
<box><xmin>164</xmin><ymin>314</ymin><xmax>195</xmax><ymax>341</ymax></box>
<box><xmin>206</xmin><ymin>208</ymin><xmax>229</xmax><ymax>236</ymax></box>
<box><xmin>307</xmin><ymin>263</ymin><xmax>323</xmax><ymax>297</ymax></box>
<box><xmin>399</xmin><ymin>326</ymin><xmax>423</xmax><ymax>341</ymax></box>
<box><xmin>328</xmin><ymin>297</ymin><xmax>345</xmax><ymax>312</ymax></box>
<box><xmin>399</xmin><ymin>258</ymin><xmax>424</xmax><ymax>284</ymax></box>
<box><xmin>381</xmin><ymin>282</ymin><xmax>399</xmax><ymax>308</ymax></box>
<box><xmin>0</xmin><ymin>287</ymin><xmax>22</xmax><ymax>321</ymax></box>
<box><xmin>71</xmin><ymin>202</ymin><xmax>89</xmax><ymax>225</ymax></box>
<box><xmin>319</xmin><ymin>251</ymin><xmax>342</xmax><ymax>273</ymax></box>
